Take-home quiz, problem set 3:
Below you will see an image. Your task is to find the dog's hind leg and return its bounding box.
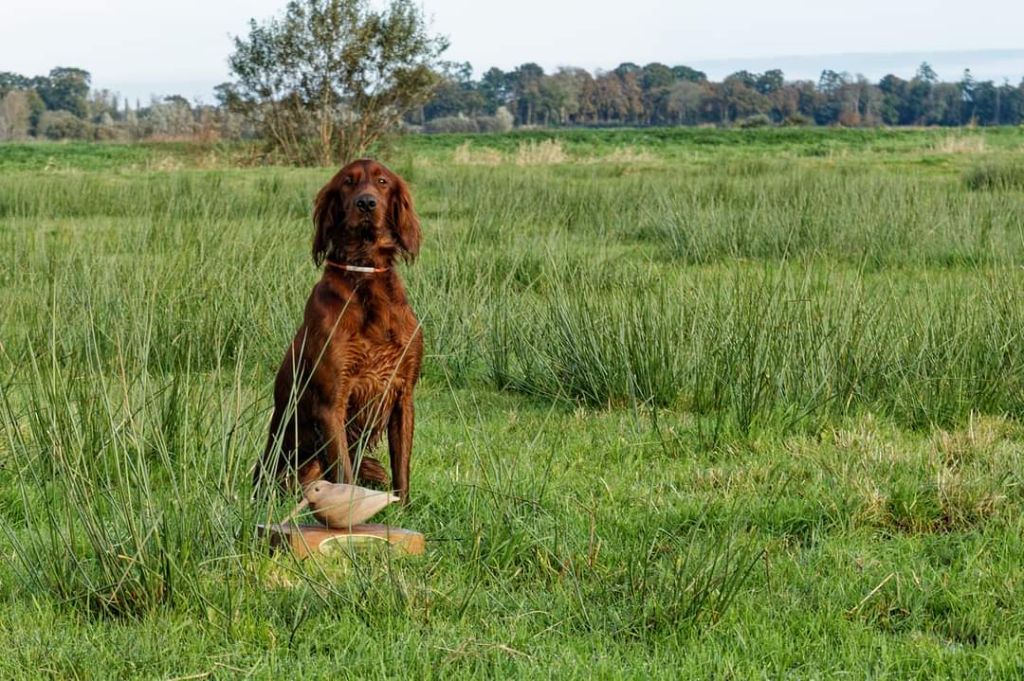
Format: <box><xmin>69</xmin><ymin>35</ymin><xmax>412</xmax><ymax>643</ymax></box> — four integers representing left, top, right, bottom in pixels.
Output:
<box><xmin>356</xmin><ymin>457</ymin><xmax>389</xmax><ymax>487</ymax></box>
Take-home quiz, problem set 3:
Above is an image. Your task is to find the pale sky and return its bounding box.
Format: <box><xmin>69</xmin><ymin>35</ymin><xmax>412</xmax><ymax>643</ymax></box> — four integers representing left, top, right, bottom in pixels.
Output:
<box><xmin>2</xmin><ymin>0</ymin><xmax>1022</xmax><ymax>102</ymax></box>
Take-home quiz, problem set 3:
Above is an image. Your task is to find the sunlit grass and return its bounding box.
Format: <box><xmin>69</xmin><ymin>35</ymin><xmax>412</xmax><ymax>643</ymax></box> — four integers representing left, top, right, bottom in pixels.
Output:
<box><xmin>1</xmin><ymin>128</ymin><xmax>1023</xmax><ymax>677</ymax></box>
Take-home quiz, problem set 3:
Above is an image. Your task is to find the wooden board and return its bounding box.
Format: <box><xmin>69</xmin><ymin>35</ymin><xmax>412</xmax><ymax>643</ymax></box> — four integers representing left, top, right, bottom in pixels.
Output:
<box><xmin>257</xmin><ymin>522</ymin><xmax>425</xmax><ymax>558</ymax></box>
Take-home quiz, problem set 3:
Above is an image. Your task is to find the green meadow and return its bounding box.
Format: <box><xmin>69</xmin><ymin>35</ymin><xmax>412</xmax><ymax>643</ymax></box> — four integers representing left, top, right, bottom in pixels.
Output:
<box><xmin>2</xmin><ymin>127</ymin><xmax>1024</xmax><ymax>678</ymax></box>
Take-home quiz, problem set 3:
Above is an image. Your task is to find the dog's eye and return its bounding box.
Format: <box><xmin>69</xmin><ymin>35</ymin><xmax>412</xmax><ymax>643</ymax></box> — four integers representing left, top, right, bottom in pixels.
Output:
<box><xmin>377</xmin><ymin>177</ymin><xmax>387</xmax><ymax>185</ymax></box>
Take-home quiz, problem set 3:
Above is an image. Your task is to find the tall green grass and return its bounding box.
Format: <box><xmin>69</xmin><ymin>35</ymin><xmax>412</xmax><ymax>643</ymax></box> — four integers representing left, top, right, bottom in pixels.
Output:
<box><xmin>481</xmin><ymin>263</ymin><xmax>1024</xmax><ymax>431</ymax></box>
<box><xmin>417</xmin><ymin>163</ymin><xmax>1024</xmax><ymax>267</ymax></box>
<box><xmin>2</xmin><ymin>132</ymin><xmax>1024</xmax><ymax>675</ymax></box>
<box><xmin>3</xmin><ymin>159</ymin><xmax>1023</xmax><ymax>425</ymax></box>
<box><xmin>1</xmin><ymin>323</ymin><xmax>764</xmax><ymax>635</ymax></box>
<box><xmin>964</xmin><ymin>160</ymin><xmax>1024</xmax><ymax>192</ymax></box>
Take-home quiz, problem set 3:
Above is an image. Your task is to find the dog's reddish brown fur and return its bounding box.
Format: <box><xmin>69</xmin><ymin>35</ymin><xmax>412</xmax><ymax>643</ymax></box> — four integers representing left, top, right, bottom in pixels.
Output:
<box><xmin>255</xmin><ymin>160</ymin><xmax>423</xmax><ymax>502</ymax></box>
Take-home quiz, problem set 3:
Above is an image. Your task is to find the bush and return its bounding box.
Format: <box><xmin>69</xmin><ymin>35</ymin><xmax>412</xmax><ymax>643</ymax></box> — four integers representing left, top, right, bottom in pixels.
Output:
<box><xmin>475</xmin><ymin>115</ymin><xmax>506</xmax><ymax>133</ymax></box>
<box><xmin>476</xmin><ymin>106</ymin><xmax>514</xmax><ymax>133</ymax></box>
<box><xmin>963</xmin><ymin>162</ymin><xmax>1024</xmax><ymax>191</ymax></box>
<box><xmin>737</xmin><ymin>114</ymin><xmax>772</xmax><ymax>129</ymax></box>
<box><xmin>424</xmin><ymin>115</ymin><xmax>479</xmax><ymax>134</ymax></box>
<box><xmin>93</xmin><ymin>113</ymin><xmax>130</xmax><ymax>142</ymax></box>
<box><xmin>781</xmin><ymin>114</ymin><xmax>812</xmax><ymax>127</ymax></box>
<box><xmin>36</xmin><ymin>110</ymin><xmax>91</xmax><ymax>140</ymax></box>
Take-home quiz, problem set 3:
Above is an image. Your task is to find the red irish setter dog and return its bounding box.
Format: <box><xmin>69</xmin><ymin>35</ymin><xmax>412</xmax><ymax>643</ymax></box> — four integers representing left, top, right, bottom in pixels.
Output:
<box><xmin>254</xmin><ymin>159</ymin><xmax>423</xmax><ymax>502</ymax></box>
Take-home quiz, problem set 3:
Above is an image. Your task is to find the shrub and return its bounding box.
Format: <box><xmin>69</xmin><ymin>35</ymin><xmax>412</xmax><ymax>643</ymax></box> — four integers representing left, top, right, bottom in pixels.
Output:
<box><xmin>476</xmin><ymin>106</ymin><xmax>514</xmax><ymax>133</ymax></box>
<box><xmin>424</xmin><ymin>115</ymin><xmax>479</xmax><ymax>134</ymax></box>
<box><xmin>781</xmin><ymin>114</ymin><xmax>812</xmax><ymax>127</ymax></box>
<box><xmin>737</xmin><ymin>114</ymin><xmax>772</xmax><ymax>129</ymax></box>
<box><xmin>36</xmin><ymin>110</ymin><xmax>91</xmax><ymax>140</ymax></box>
<box><xmin>475</xmin><ymin>115</ymin><xmax>507</xmax><ymax>133</ymax></box>
<box><xmin>93</xmin><ymin>113</ymin><xmax>130</xmax><ymax>142</ymax></box>
<box><xmin>963</xmin><ymin>162</ymin><xmax>1024</xmax><ymax>191</ymax></box>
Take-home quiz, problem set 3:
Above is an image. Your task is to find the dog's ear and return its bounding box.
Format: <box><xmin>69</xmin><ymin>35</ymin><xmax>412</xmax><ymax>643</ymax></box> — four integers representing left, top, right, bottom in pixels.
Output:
<box><xmin>390</xmin><ymin>174</ymin><xmax>421</xmax><ymax>262</ymax></box>
<box><xmin>311</xmin><ymin>181</ymin><xmax>342</xmax><ymax>267</ymax></box>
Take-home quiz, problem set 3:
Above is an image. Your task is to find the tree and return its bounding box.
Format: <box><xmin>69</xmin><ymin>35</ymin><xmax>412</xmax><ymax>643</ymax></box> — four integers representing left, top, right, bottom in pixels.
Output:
<box><xmin>817</xmin><ymin>70</ymin><xmax>849</xmax><ymax>96</ymax></box>
<box><xmin>143</xmin><ymin>96</ymin><xmax>195</xmax><ymax>137</ymax></box>
<box><xmin>0</xmin><ymin>72</ymin><xmax>31</xmax><ymax>98</ymax></box>
<box><xmin>665</xmin><ymin>80</ymin><xmax>703</xmax><ymax>124</ymax></box>
<box><xmin>878</xmin><ymin>74</ymin><xmax>909</xmax><ymax>124</ymax></box>
<box><xmin>479</xmin><ymin>67</ymin><xmax>511</xmax><ymax>113</ymax></box>
<box><xmin>959</xmin><ymin>69</ymin><xmax>976</xmax><ymax>124</ymax></box>
<box><xmin>726</xmin><ymin>70</ymin><xmax>759</xmax><ymax>90</ymax></box>
<box><xmin>88</xmin><ymin>88</ymin><xmax>119</xmax><ymax>122</ymax></box>
<box><xmin>721</xmin><ymin>74</ymin><xmax>768</xmax><ymax>123</ymax></box>
<box><xmin>907</xmin><ymin>73</ymin><xmax>934</xmax><ymax>124</ymax></box>
<box><xmin>543</xmin><ymin>67</ymin><xmax>590</xmax><ymax>125</ymax></box>
<box><xmin>641</xmin><ymin>63</ymin><xmax>674</xmax><ymax>90</ymax></box>
<box><xmin>640</xmin><ymin>63</ymin><xmax>675</xmax><ymax>124</ymax></box>
<box><xmin>613</xmin><ymin>62</ymin><xmax>641</xmax><ymax>78</ymax></box>
<box><xmin>671</xmin><ymin>65</ymin><xmax>707</xmax><ymax>83</ymax></box>
<box><xmin>0</xmin><ymin>90</ymin><xmax>33</xmax><ymax>140</ymax></box>
<box><xmin>815</xmin><ymin>70</ymin><xmax>851</xmax><ymax>124</ymax></box>
<box><xmin>592</xmin><ymin>71</ymin><xmax>627</xmax><ymax>123</ymax></box>
<box><xmin>756</xmin><ymin>69</ymin><xmax>784</xmax><ymax>95</ymax></box>
<box><xmin>422</xmin><ymin>61</ymin><xmax>485</xmax><ymax>121</ymax></box>
<box><xmin>390</xmin><ymin>56</ymin><xmax>1024</xmax><ymax>131</ymax></box>
<box><xmin>932</xmin><ymin>82</ymin><xmax>963</xmax><ymax>126</ymax></box>
<box><xmin>36</xmin><ymin>67</ymin><xmax>91</xmax><ymax>117</ymax></box>
<box><xmin>915</xmin><ymin>62</ymin><xmax>938</xmax><ymax>85</ymax></box>
<box><xmin>970</xmin><ymin>81</ymin><xmax>998</xmax><ymax>124</ymax></box>
<box><xmin>214</xmin><ymin>82</ymin><xmax>244</xmax><ymax>110</ymax></box>
<box><xmin>509</xmin><ymin>63</ymin><xmax>544</xmax><ymax>125</ymax></box>
<box><xmin>619</xmin><ymin>70</ymin><xmax>645</xmax><ymax>124</ymax></box>
<box><xmin>227</xmin><ymin>0</ymin><xmax>447</xmax><ymax>165</ymax></box>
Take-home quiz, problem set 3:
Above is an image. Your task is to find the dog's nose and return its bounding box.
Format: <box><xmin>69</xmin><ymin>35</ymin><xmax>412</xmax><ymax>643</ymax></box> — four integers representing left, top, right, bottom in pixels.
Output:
<box><xmin>355</xmin><ymin>195</ymin><xmax>377</xmax><ymax>213</ymax></box>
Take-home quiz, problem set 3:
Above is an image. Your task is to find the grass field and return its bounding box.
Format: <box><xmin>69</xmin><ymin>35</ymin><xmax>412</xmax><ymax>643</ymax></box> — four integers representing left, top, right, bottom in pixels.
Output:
<box><xmin>2</xmin><ymin>127</ymin><xmax>1024</xmax><ymax>678</ymax></box>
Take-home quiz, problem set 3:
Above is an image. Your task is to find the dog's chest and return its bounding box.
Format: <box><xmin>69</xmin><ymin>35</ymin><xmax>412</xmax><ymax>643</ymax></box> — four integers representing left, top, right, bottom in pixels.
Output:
<box><xmin>344</xmin><ymin>333</ymin><xmax>409</xmax><ymax>404</ymax></box>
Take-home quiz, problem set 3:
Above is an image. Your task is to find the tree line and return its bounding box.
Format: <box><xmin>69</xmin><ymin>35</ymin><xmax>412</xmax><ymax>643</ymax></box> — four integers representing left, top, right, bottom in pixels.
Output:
<box><xmin>3</xmin><ymin>0</ymin><xmax>1023</xmax><ymax>154</ymax></box>
<box><xmin>0</xmin><ymin>67</ymin><xmax>251</xmax><ymax>142</ymax></box>
<box><xmin>3</xmin><ymin>60</ymin><xmax>1022</xmax><ymax>145</ymax></box>
<box><xmin>416</xmin><ymin>61</ymin><xmax>1024</xmax><ymax>131</ymax></box>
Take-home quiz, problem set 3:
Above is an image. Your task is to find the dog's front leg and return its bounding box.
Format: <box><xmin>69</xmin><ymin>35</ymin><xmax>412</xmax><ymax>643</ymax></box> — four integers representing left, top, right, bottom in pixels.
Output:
<box><xmin>321</xmin><ymin>406</ymin><xmax>353</xmax><ymax>484</ymax></box>
<box><xmin>387</xmin><ymin>390</ymin><xmax>414</xmax><ymax>503</ymax></box>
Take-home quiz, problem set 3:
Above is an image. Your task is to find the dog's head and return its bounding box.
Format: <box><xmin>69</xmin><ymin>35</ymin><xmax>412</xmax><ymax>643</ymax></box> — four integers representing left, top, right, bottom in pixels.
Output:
<box><xmin>311</xmin><ymin>159</ymin><xmax>421</xmax><ymax>267</ymax></box>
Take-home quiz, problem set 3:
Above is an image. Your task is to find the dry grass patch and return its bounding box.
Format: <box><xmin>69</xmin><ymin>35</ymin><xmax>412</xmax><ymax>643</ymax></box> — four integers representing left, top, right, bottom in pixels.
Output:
<box><xmin>581</xmin><ymin>146</ymin><xmax>658</xmax><ymax>164</ymax></box>
<box><xmin>852</xmin><ymin>483</ymin><xmax>890</xmax><ymax>528</ymax></box>
<box><xmin>515</xmin><ymin>139</ymin><xmax>568</xmax><ymax>165</ymax></box>
<box><xmin>852</xmin><ymin>461</ymin><xmax>1009</xmax><ymax>535</ymax></box>
<box><xmin>828</xmin><ymin>417</ymin><xmax>885</xmax><ymax>452</ymax></box>
<box><xmin>452</xmin><ymin>139</ymin><xmax>571</xmax><ymax>166</ymax></box>
<box><xmin>935</xmin><ymin>466</ymin><xmax>1007</xmax><ymax>527</ymax></box>
<box><xmin>148</xmin><ymin>155</ymin><xmax>187</xmax><ymax>171</ymax></box>
<box><xmin>930</xmin><ymin>413</ymin><xmax>1015</xmax><ymax>469</ymax></box>
<box><xmin>932</xmin><ymin>134</ymin><xmax>987</xmax><ymax>154</ymax></box>
<box><xmin>453</xmin><ymin>142</ymin><xmax>503</xmax><ymax>165</ymax></box>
